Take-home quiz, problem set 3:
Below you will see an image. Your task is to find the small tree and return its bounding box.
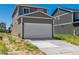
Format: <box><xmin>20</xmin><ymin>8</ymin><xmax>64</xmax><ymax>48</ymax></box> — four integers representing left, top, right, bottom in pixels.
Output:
<box><xmin>8</xmin><ymin>27</ymin><xmax>11</xmax><ymax>33</ymax></box>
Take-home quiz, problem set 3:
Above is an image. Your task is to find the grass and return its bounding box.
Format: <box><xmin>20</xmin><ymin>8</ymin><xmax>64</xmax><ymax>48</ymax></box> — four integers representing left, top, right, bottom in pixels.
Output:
<box><xmin>0</xmin><ymin>33</ymin><xmax>45</xmax><ymax>55</ymax></box>
<box><xmin>7</xmin><ymin>35</ymin><xmax>42</xmax><ymax>53</ymax></box>
<box><xmin>0</xmin><ymin>40</ymin><xmax>8</xmax><ymax>54</ymax></box>
<box><xmin>54</xmin><ymin>34</ymin><xmax>79</xmax><ymax>45</ymax></box>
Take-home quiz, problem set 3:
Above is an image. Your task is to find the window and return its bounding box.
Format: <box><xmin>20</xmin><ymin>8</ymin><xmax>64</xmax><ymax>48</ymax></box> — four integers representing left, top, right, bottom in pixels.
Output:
<box><xmin>23</xmin><ymin>8</ymin><xmax>30</xmax><ymax>14</ymax></box>
<box><xmin>75</xmin><ymin>13</ymin><xmax>79</xmax><ymax>19</ymax></box>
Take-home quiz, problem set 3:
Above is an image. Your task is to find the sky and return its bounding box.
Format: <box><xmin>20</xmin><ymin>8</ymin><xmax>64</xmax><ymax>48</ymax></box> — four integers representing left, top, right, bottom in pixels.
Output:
<box><xmin>0</xmin><ymin>4</ymin><xmax>79</xmax><ymax>29</ymax></box>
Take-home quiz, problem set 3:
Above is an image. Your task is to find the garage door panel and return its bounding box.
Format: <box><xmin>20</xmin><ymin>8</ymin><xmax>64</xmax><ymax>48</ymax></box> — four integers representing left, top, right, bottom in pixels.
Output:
<box><xmin>24</xmin><ymin>23</ymin><xmax>52</xmax><ymax>38</ymax></box>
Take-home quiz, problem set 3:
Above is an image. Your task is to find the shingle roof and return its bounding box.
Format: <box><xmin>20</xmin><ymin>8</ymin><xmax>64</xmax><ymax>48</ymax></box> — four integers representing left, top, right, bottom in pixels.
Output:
<box><xmin>59</xmin><ymin>7</ymin><xmax>79</xmax><ymax>12</ymax></box>
<box><xmin>51</xmin><ymin>7</ymin><xmax>79</xmax><ymax>16</ymax></box>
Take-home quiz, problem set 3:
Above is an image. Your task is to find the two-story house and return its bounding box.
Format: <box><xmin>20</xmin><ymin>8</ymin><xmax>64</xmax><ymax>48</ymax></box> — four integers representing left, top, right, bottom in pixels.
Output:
<box><xmin>12</xmin><ymin>4</ymin><xmax>53</xmax><ymax>39</ymax></box>
<box><xmin>51</xmin><ymin>7</ymin><xmax>79</xmax><ymax>36</ymax></box>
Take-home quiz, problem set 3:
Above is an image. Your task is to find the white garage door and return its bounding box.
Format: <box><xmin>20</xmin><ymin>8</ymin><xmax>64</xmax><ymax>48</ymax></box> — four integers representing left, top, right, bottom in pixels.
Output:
<box><xmin>24</xmin><ymin>23</ymin><xmax>52</xmax><ymax>38</ymax></box>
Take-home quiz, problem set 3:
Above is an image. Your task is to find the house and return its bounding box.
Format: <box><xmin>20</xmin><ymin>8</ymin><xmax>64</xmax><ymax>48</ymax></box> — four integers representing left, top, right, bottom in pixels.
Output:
<box><xmin>11</xmin><ymin>4</ymin><xmax>53</xmax><ymax>39</ymax></box>
<box><xmin>51</xmin><ymin>7</ymin><xmax>79</xmax><ymax>36</ymax></box>
<box><xmin>0</xmin><ymin>22</ymin><xmax>6</xmax><ymax>32</ymax></box>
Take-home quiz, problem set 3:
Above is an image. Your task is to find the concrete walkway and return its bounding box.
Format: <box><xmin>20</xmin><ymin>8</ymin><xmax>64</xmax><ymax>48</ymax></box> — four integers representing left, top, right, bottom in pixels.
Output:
<box><xmin>31</xmin><ymin>39</ymin><xmax>79</xmax><ymax>55</ymax></box>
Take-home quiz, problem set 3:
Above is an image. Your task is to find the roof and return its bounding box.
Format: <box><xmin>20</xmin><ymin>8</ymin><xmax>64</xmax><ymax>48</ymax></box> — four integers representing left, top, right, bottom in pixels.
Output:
<box><xmin>59</xmin><ymin>7</ymin><xmax>79</xmax><ymax>12</ymax></box>
<box><xmin>17</xmin><ymin>4</ymin><xmax>48</xmax><ymax>9</ymax></box>
<box><xmin>21</xmin><ymin>11</ymin><xmax>52</xmax><ymax>18</ymax></box>
<box><xmin>51</xmin><ymin>7</ymin><xmax>79</xmax><ymax>16</ymax></box>
<box><xmin>24</xmin><ymin>11</ymin><xmax>52</xmax><ymax>18</ymax></box>
<box><xmin>12</xmin><ymin>4</ymin><xmax>48</xmax><ymax>17</ymax></box>
<box><xmin>18</xmin><ymin>11</ymin><xmax>52</xmax><ymax>19</ymax></box>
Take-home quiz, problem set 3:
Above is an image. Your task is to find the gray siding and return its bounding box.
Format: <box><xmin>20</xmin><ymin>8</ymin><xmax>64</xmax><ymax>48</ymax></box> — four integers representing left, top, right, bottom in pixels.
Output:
<box><xmin>18</xmin><ymin>18</ymin><xmax>22</xmax><ymax>38</ymax></box>
<box><xmin>53</xmin><ymin>8</ymin><xmax>74</xmax><ymax>35</ymax></box>
<box><xmin>25</xmin><ymin>12</ymin><xmax>50</xmax><ymax>18</ymax></box>
<box><xmin>75</xmin><ymin>27</ymin><xmax>79</xmax><ymax>35</ymax></box>
<box><xmin>53</xmin><ymin>9</ymin><xmax>67</xmax><ymax>17</ymax></box>
<box><xmin>53</xmin><ymin>24</ymin><xmax>74</xmax><ymax>35</ymax></box>
<box><xmin>23</xmin><ymin>17</ymin><xmax>52</xmax><ymax>24</ymax></box>
<box><xmin>11</xmin><ymin>8</ymin><xmax>19</xmax><ymax>36</ymax></box>
<box><xmin>12</xmin><ymin>18</ymin><xmax>23</xmax><ymax>37</ymax></box>
<box><xmin>53</xmin><ymin>13</ymin><xmax>73</xmax><ymax>25</ymax></box>
<box><xmin>19</xmin><ymin>6</ymin><xmax>47</xmax><ymax>15</ymax></box>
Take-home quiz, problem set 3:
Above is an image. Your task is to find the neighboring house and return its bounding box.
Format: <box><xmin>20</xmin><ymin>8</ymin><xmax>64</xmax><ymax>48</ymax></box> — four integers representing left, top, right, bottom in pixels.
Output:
<box><xmin>12</xmin><ymin>4</ymin><xmax>53</xmax><ymax>39</ymax></box>
<box><xmin>0</xmin><ymin>22</ymin><xmax>6</xmax><ymax>32</ymax></box>
<box><xmin>51</xmin><ymin>7</ymin><xmax>79</xmax><ymax>36</ymax></box>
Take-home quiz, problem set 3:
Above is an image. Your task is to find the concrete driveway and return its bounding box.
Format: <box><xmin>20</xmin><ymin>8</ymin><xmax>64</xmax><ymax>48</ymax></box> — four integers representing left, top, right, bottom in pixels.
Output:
<box><xmin>31</xmin><ymin>39</ymin><xmax>79</xmax><ymax>55</ymax></box>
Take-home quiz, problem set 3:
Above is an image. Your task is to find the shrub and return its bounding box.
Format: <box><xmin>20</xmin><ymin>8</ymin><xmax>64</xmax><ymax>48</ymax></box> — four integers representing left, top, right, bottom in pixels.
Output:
<box><xmin>0</xmin><ymin>40</ymin><xmax>8</xmax><ymax>54</ymax></box>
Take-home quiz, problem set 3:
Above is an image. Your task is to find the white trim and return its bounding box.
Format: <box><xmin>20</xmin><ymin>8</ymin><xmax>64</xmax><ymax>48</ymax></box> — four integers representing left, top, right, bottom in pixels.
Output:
<box><xmin>21</xmin><ymin>15</ymin><xmax>52</xmax><ymax>19</ymax></box>
<box><xmin>73</xmin><ymin>28</ymin><xmax>76</xmax><ymax>36</ymax></box>
<box><xmin>39</xmin><ymin>11</ymin><xmax>52</xmax><ymax>18</ymax></box>
<box><xmin>23</xmin><ymin>8</ymin><xmax>30</xmax><ymax>14</ymax></box>
<box><xmin>72</xmin><ymin>13</ymin><xmax>73</xmax><ymax>22</ymax></box>
<box><xmin>53</xmin><ymin>21</ymin><xmax>79</xmax><ymax>26</ymax></box>
<box><xmin>21</xmin><ymin>11</ymin><xmax>52</xmax><ymax>18</ymax></box>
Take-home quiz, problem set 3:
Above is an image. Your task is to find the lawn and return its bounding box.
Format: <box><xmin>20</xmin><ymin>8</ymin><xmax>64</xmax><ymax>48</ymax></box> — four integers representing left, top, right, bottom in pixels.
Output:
<box><xmin>54</xmin><ymin>34</ymin><xmax>79</xmax><ymax>45</ymax></box>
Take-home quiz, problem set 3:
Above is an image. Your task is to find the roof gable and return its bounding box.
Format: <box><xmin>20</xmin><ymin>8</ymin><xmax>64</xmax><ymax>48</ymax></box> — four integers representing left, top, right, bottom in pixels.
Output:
<box><xmin>51</xmin><ymin>7</ymin><xmax>70</xmax><ymax>16</ymax></box>
<box><xmin>23</xmin><ymin>11</ymin><xmax>52</xmax><ymax>18</ymax></box>
<box><xmin>52</xmin><ymin>7</ymin><xmax>79</xmax><ymax>16</ymax></box>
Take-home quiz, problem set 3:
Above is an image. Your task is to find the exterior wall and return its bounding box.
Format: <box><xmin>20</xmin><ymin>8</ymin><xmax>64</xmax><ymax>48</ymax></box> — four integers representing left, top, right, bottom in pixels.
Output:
<box><xmin>18</xmin><ymin>18</ymin><xmax>23</xmax><ymax>38</ymax></box>
<box><xmin>24</xmin><ymin>23</ymin><xmax>52</xmax><ymax>38</ymax></box>
<box><xmin>53</xmin><ymin>24</ymin><xmax>74</xmax><ymax>35</ymax></box>
<box><xmin>75</xmin><ymin>27</ymin><xmax>79</xmax><ymax>35</ymax></box>
<box><xmin>18</xmin><ymin>6</ymin><xmax>47</xmax><ymax>15</ymax></box>
<box><xmin>23</xmin><ymin>17</ymin><xmax>52</xmax><ymax>24</ymax></box>
<box><xmin>12</xmin><ymin>17</ymin><xmax>23</xmax><ymax>37</ymax></box>
<box><xmin>11</xmin><ymin>9</ymin><xmax>19</xmax><ymax>36</ymax></box>
<box><xmin>25</xmin><ymin>12</ymin><xmax>50</xmax><ymax>18</ymax></box>
<box><xmin>52</xmin><ymin>8</ymin><xmax>74</xmax><ymax>35</ymax></box>
<box><xmin>53</xmin><ymin>9</ymin><xmax>68</xmax><ymax>17</ymax></box>
<box><xmin>53</xmin><ymin>13</ymin><xmax>73</xmax><ymax>25</ymax></box>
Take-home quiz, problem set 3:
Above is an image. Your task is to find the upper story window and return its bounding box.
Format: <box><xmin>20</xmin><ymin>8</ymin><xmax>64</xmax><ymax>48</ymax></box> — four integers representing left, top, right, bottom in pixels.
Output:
<box><xmin>75</xmin><ymin>13</ymin><xmax>79</xmax><ymax>19</ymax></box>
<box><xmin>23</xmin><ymin>8</ymin><xmax>30</xmax><ymax>14</ymax></box>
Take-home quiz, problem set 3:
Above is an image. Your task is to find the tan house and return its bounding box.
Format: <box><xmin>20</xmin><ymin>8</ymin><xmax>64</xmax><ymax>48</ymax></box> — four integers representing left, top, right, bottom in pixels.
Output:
<box><xmin>12</xmin><ymin>4</ymin><xmax>53</xmax><ymax>39</ymax></box>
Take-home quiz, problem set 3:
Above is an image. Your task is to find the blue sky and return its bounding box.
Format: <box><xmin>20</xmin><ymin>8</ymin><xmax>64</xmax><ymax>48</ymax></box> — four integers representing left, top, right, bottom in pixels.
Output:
<box><xmin>0</xmin><ymin>4</ymin><xmax>79</xmax><ymax>29</ymax></box>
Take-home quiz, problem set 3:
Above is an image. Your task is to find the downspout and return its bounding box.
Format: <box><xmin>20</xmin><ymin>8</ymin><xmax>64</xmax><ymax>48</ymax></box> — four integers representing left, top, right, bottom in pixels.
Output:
<box><xmin>52</xmin><ymin>17</ymin><xmax>54</xmax><ymax>38</ymax></box>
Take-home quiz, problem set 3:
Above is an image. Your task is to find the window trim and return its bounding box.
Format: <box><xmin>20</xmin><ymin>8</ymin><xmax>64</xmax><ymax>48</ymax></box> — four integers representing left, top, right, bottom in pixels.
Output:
<box><xmin>23</xmin><ymin>8</ymin><xmax>30</xmax><ymax>14</ymax></box>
